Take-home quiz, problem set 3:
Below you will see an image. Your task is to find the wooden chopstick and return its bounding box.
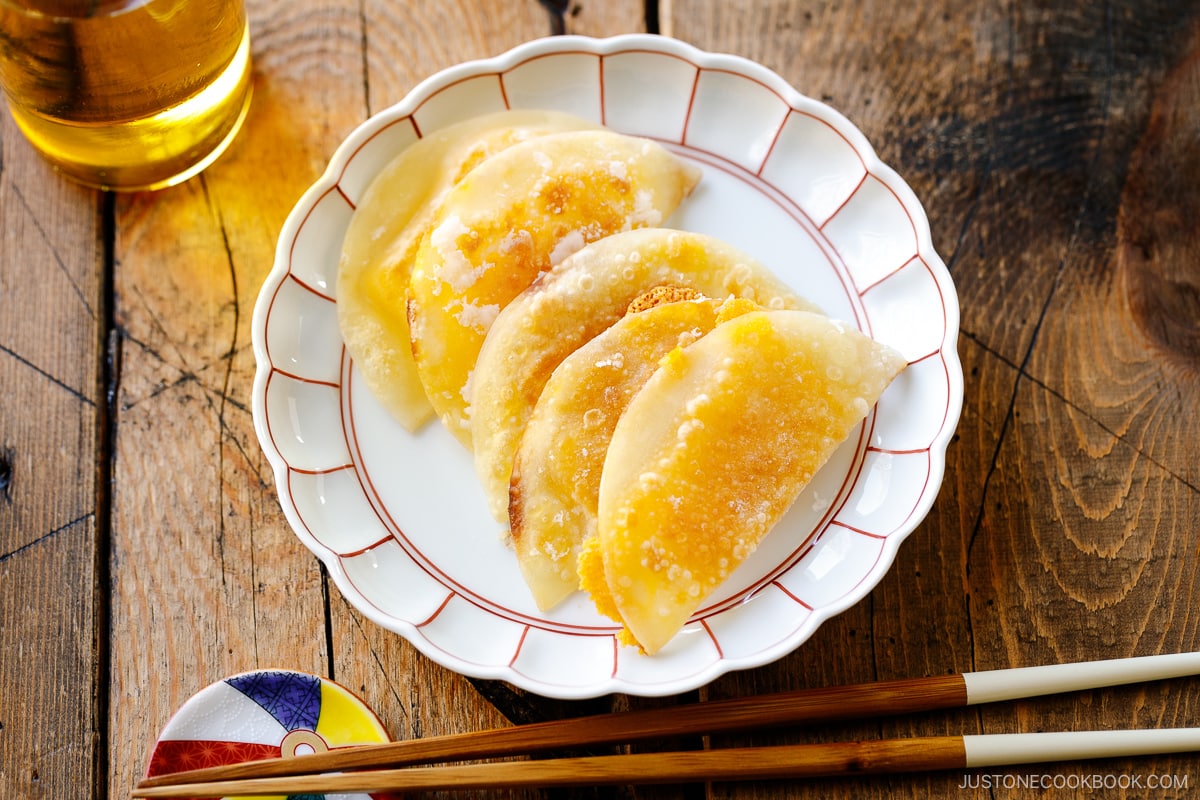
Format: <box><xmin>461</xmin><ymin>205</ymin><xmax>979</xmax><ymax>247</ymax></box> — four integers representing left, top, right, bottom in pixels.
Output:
<box><xmin>132</xmin><ymin>728</ymin><xmax>1200</xmax><ymax>796</ymax></box>
<box><xmin>135</xmin><ymin>652</ymin><xmax>1200</xmax><ymax>791</ymax></box>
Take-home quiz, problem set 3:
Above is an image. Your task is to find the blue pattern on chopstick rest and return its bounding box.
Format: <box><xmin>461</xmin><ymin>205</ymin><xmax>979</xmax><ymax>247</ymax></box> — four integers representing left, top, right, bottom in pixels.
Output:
<box><xmin>227</xmin><ymin>670</ymin><xmax>321</xmax><ymax>731</ymax></box>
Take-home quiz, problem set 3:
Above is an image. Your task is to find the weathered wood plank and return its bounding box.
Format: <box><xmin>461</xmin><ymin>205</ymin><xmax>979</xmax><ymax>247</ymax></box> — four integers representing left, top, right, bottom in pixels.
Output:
<box><xmin>669</xmin><ymin>1</ymin><xmax>1200</xmax><ymax>798</ymax></box>
<box><xmin>105</xmin><ymin>0</ymin><xmax>370</xmax><ymax>793</ymax></box>
<box><xmin>0</xmin><ymin>112</ymin><xmax>104</xmax><ymax>798</ymax></box>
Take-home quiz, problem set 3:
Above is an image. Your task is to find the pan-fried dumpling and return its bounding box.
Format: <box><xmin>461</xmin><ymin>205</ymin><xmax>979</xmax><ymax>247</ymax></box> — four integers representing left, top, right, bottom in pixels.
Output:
<box><xmin>580</xmin><ymin>310</ymin><xmax>907</xmax><ymax>654</ymax></box>
<box><xmin>336</xmin><ymin>109</ymin><xmax>597</xmax><ymax>430</ymax></box>
<box><xmin>472</xmin><ymin>228</ymin><xmax>821</xmax><ymax>522</ymax></box>
<box><xmin>407</xmin><ymin>131</ymin><xmax>702</xmax><ymax>447</ymax></box>
<box><xmin>510</xmin><ymin>289</ymin><xmax>760</xmax><ymax>610</ymax></box>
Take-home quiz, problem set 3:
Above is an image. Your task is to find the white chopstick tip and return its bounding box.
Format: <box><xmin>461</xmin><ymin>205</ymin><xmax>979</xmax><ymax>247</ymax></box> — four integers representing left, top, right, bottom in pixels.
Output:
<box><xmin>964</xmin><ymin>728</ymin><xmax>1200</xmax><ymax>768</ymax></box>
<box><xmin>963</xmin><ymin>652</ymin><xmax>1200</xmax><ymax>706</ymax></box>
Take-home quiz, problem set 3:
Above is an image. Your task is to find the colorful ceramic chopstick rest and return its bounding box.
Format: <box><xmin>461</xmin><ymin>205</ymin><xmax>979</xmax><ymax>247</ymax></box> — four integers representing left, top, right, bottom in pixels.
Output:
<box><xmin>145</xmin><ymin>669</ymin><xmax>394</xmax><ymax>799</ymax></box>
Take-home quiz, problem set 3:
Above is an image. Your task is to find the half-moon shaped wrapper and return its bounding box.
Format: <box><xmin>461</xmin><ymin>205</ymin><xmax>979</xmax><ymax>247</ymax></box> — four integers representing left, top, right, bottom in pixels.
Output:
<box><xmin>581</xmin><ymin>310</ymin><xmax>907</xmax><ymax>654</ymax></box>
<box><xmin>510</xmin><ymin>291</ymin><xmax>761</xmax><ymax>610</ymax></box>
<box><xmin>472</xmin><ymin>228</ymin><xmax>821</xmax><ymax>523</ymax></box>
<box><xmin>407</xmin><ymin>131</ymin><xmax>702</xmax><ymax>447</ymax></box>
<box><xmin>336</xmin><ymin>109</ymin><xmax>597</xmax><ymax>431</ymax></box>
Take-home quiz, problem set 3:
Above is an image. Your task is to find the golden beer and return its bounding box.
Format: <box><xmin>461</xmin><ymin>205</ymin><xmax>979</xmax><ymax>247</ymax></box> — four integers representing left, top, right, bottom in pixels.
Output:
<box><xmin>0</xmin><ymin>0</ymin><xmax>252</xmax><ymax>191</ymax></box>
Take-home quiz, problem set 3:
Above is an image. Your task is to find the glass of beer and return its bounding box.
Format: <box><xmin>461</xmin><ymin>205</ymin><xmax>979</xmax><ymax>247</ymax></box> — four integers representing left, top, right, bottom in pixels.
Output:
<box><xmin>0</xmin><ymin>0</ymin><xmax>253</xmax><ymax>191</ymax></box>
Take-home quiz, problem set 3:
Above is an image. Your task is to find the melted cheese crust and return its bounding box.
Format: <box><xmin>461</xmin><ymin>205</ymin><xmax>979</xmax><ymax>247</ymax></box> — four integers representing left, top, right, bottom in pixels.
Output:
<box><xmin>407</xmin><ymin>131</ymin><xmax>701</xmax><ymax>447</ymax></box>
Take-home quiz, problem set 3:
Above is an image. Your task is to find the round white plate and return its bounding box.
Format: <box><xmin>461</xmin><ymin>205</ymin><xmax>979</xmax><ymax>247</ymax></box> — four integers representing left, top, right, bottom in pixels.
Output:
<box><xmin>251</xmin><ymin>34</ymin><xmax>963</xmax><ymax>699</ymax></box>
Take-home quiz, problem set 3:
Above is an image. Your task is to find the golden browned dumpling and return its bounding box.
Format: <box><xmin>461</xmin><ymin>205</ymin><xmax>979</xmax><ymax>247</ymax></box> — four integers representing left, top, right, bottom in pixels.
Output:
<box><xmin>580</xmin><ymin>310</ymin><xmax>907</xmax><ymax>654</ymax></box>
<box><xmin>407</xmin><ymin>131</ymin><xmax>702</xmax><ymax>447</ymax></box>
<box><xmin>472</xmin><ymin>228</ymin><xmax>820</xmax><ymax>522</ymax></box>
<box><xmin>510</xmin><ymin>291</ymin><xmax>761</xmax><ymax>610</ymax></box>
<box><xmin>336</xmin><ymin>109</ymin><xmax>597</xmax><ymax>430</ymax></box>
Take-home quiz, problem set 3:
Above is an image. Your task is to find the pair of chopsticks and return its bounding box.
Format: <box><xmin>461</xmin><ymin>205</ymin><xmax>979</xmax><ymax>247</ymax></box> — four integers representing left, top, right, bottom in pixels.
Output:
<box><xmin>133</xmin><ymin>652</ymin><xmax>1200</xmax><ymax>796</ymax></box>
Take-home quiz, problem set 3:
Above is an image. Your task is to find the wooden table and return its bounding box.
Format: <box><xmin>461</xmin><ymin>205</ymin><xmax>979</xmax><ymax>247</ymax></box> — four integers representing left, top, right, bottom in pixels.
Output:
<box><xmin>3</xmin><ymin>1</ymin><xmax>1198</xmax><ymax>797</ymax></box>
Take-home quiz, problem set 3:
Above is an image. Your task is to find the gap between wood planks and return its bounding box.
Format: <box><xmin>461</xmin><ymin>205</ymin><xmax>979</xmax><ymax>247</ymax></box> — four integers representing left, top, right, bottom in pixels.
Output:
<box><xmin>538</xmin><ymin>1</ymin><xmax>663</xmax><ymax>35</ymax></box>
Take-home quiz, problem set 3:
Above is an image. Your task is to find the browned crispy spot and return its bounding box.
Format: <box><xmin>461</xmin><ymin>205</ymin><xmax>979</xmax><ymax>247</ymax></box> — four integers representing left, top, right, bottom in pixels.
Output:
<box><xmin>625</xmin><ymin>285</ymin><xmax>704</xmax><ymax>314</ymax></box>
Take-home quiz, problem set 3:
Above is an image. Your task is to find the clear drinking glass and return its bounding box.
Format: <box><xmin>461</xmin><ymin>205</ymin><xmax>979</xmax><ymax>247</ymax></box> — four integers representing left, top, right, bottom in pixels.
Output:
<box><xmin>0</xmin><ymin>0</ymin><xmax>253</xmax><ymax>191</ymax></box>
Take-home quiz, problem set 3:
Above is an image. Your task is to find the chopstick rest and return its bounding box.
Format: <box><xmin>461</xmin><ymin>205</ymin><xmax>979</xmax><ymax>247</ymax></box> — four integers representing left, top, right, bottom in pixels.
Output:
<box><xmin>141</xmin><ymin>669</ymin><xmax>391</xmax><ymax>799</ymax></box>
<box><xmin>136</xmin><ymin>652</ymin><xmax>1200</xmax><ymax>794</ymax></box>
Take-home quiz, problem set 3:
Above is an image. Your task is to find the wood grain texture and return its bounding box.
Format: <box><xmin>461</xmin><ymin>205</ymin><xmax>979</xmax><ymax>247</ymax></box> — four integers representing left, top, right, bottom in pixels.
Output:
<box><xmin>0</xmin><ymin>110</ymin><xmax>105</xmax><ymax>798</ymax></box>
<box><xmin>4</xmin><ymin>1</ymin><xmax>1200</xmax><ymax>799</ymax></box>
<box><xmin>668</xmin><ymin>1</ymin><xmax>1200</xmax><ymax>798</ymax></box>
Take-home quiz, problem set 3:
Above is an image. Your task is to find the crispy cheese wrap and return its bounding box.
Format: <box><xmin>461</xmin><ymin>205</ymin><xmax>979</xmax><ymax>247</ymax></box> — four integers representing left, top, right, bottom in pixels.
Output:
<box><xmin>510</xmin><ymin>290</ymin><xmax>761</xmax><ymax>610</ymax></box>
<box><xmin>337</xmin><ymin>109</ymin><xmax>597</xmax><ymax>430</ymax></box>
<box><xmin>407</xmin><ymin>131</ymin><xmax>701</xmax><ymax>447</ymax></box>
<box><xmin>581</xmin><ymin>310</ymin><xmax>907</xmax><ymax>654</ymax></box>
<box><xmin>472</xmin><ymin>228</ymin><xmax>820</xmax><ymax>522</ymax></box>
